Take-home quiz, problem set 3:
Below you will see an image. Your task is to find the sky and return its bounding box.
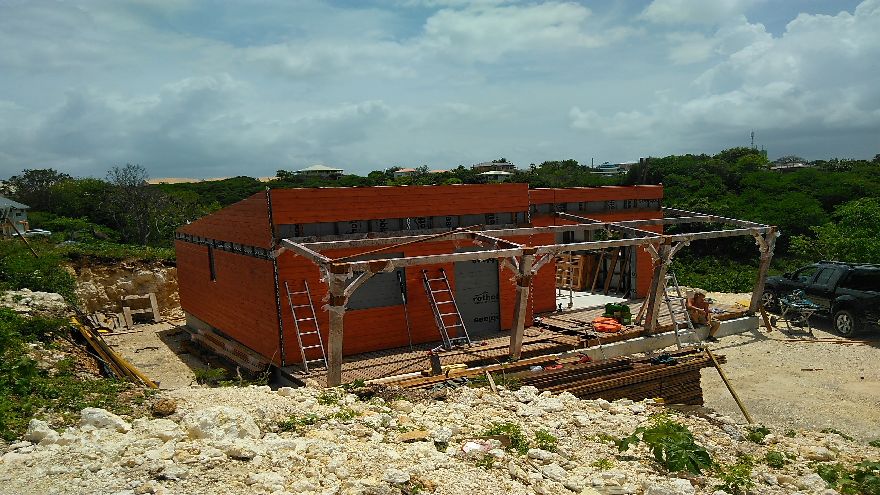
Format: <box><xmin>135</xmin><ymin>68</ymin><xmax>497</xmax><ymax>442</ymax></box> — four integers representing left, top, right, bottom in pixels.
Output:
<box><xmin>0</xmin><ymin>0</ymin><xmax>877</xmax><ymax>179</ymax></box>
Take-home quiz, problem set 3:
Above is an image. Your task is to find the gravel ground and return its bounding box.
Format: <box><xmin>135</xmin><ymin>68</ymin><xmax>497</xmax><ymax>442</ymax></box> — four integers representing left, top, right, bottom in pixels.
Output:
<box><xmin>700</xmin><ymin>313</ymin><xmax>880</xmax><ymax>443</ymax></box>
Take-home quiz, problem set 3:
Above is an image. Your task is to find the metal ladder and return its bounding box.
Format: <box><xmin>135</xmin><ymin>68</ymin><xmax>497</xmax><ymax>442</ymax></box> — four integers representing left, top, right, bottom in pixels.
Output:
<box><xmin>284</xmin><ymin>280</ymin><xmax>327</xmax><ymax>373</ymax></box>
<box><xmin>422</xmin><ymin>269</ymin><xmax>472</xmax><ymax>350</ymax></box>
<box><xmin>663</xmin><ymin>270</ymin><xmax>695</xmax><ymax>349</ymax></box>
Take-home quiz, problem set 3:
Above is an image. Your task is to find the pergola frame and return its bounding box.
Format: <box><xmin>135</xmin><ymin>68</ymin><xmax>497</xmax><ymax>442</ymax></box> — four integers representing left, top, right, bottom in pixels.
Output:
<box><xmin>279</xmin><ymin>208</ymin><xmax>778</xmax><ymax>385</ymax></box>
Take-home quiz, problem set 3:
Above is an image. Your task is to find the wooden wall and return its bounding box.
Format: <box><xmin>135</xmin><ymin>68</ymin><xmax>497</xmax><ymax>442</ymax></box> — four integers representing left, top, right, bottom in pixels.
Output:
<box><xmin>270</xmin><ymin>183</ymin><xmax>529</xmax><ymax>224</ymax></box>
<box><xmin>178</xmin><ymin>192</ymin><xmax>273</xmax><ymax>248</ymax></box>
<box><xmin>176</xmin><ymin>241</ymin><xmax>281</xmax><ymax>364</ymax></box>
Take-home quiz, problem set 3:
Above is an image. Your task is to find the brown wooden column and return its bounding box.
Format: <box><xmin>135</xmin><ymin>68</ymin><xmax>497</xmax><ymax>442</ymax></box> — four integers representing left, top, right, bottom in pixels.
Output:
<box><xmin>509</xmin><ymin>252</ymin><xmax>535</xmax><ymax>360</ymax></box>
<box><xmin>643</xmin><ymin>243</ymin><xmax>672</xmax><ymax>333</ymax></box>
<box><xmin>326</xmin><ymin>266</ymin><xmax>348</xmax><ymax>387</ymax></box>
<box><xmin>749</xmin><ymin>227</ymin><xmax>778</xmax><ymax>313</ymax></box>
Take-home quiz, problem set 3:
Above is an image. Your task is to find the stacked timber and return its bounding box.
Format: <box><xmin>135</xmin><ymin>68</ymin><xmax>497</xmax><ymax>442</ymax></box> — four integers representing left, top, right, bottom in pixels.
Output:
<box><xmin>386</xmin><ymin>347</ymin><xmax>721</xmax><ymax>406</ymax></box>
<box><xmin>516</xmin><ymin>349</ymin><xmax>720</xmax><ymax>405</ymax></box>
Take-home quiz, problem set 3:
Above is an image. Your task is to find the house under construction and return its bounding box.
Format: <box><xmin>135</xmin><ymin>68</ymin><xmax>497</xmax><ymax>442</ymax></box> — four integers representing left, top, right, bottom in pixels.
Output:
<box><xmin>175</xmin><ymin>183</ymin><xmax>776</xmax><ymax>388</ymax></box>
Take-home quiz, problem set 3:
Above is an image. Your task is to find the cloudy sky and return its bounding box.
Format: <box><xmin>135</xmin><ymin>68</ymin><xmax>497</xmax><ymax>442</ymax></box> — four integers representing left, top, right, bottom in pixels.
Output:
<box><xmin>0</xmin><ymin>0</ymin><xmax>877</xmax><ymax>179</ymax></box>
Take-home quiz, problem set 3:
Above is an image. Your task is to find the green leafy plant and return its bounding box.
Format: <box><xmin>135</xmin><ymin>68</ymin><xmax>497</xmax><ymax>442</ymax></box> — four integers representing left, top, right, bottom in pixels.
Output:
<box><xmin>616</xmin><ymin>415</ymin><xmax>712</xmax><ymax>474</ymax></box>
<box><xmin>534</xmin><ymin>429</ymin><xmax>558</xmax><ymax>452</ymax></box>
<box><xmin>591</xmin><ymin>457</ymin><xmax>614</xmax><ymax>470</ymax></box>
<box><xmin>475</xmin><ymin>454</ymin><xmax>497</xmax><ymax>470</ymax></box>
<box><xmin>278</xmin><ymin>413</ymin><xmax>320</xmax><ymax>432</ymax></box>
<box><xmin>331</xmin><ymin>407</ymin><xmax>359</xmax><ymax>421</ymax></box>
<box><xmin>318</xmin><ymin>389</ymin><xmax>341</xmax><ymax>405</ymax></box>
<box><xmin>745</xmin><ymin>424</ymin><xmax>771</xmax><ymax>444</ymax></box>
<box><xmin>784</xmin><ymin>429</ymin><xmax>797</xmax><ymax>438</ymax></box>
<box><xmin>193</xmin><ymin>367</ymin><xmax>228</xmax><ymax>385</ymax></box>
<box><xmin>714</xmin><ymin>454</ymin><xmax>755</xmax><ymax>495</ymax></box>
<box><xmin>483</xmin><ymin>422</ymin><xmax>529</xmax><ymax>455</ymax></box>
<box><xmin>816</xmin><ymin>461</ymin><xmax>880</xmax><ymax>495</ymax></box>
<box><xmin>869</xmin><ymin>439</ymin><xmax>880</xmax><ymax>448</ymax></box>
<box><xmin>764</xmin><ymin>450</ymin><xmax>788</xmax><ymax>468</ymax></box>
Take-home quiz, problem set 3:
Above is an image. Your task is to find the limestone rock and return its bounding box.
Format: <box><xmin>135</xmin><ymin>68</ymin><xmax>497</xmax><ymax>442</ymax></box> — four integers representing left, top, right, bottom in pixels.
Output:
<box><xmin>80</xmin><ymin>408</ymin><xmax>131</xmax><ymax>433</ymax></box>
<box><xmin>150</xmin><ymin>398</ymin><xmax>177</xmax><ymax>417</ymax></box>
<box><xmin>643</xmin><ymin>478</ymin><xmax>695</xmax><ymax>495</ymax></box>
<box><xmin>24</xmin><ymin>419</ymin><xmax>59</xmax><ymax>444</ymax></box>
<box><xmin>182</xmin><ymin>406</ymin><xmax>260</xmax><ymax>440</ymax></box>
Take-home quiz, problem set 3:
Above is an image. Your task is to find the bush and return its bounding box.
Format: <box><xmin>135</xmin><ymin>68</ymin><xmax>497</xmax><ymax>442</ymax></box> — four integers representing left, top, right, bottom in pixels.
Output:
<box><xmin>534</xmin><ymin>429</ymin><xmax>558</xmax><ymax>452</ymax></box>
<box><xmin>483</xmin><ymin>422</ymin><xmax>529</xmax><ymax>455</ymax></box>
<box><xmin>0</xmin><ymin>240</ymin><xmax>77</xmax><ymax>302</ymax></box>
<box><xmin>714</xmin><ymin>454</ymin><xmax>755</xmax><ymax>495</ymax></box>
<box><xmin>817</xmin><ymin>461</ymin><xmax>880</xmax><ymax>495</ymax></box>
<box><xmin>0</xmin><ymin>309</ymin><xmax>129</xmax><ymax>440</ymax></box>
<box><xmin>745</xmin><ymin>425</ymin><xmax>771</xmax><ymax>444</ymax></box>
<box><xmin>616</xmin><ymin>414</ymin><xmax>712</xmax><ymax>474</ymax></box>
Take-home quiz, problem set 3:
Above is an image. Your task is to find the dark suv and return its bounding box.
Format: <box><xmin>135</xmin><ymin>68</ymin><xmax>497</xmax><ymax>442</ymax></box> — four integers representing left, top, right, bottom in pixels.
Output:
<box><xmin>762</xmin><ymin>261</ymin><xmax>880</xmax><ymax>336</ymax></box>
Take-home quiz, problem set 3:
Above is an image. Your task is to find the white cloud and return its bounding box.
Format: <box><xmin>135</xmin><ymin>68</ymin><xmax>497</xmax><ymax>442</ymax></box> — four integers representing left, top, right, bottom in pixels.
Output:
<box><xmin>641</xmin><ymin>0</ymin><xmax>758</xmax><ymax>25</ymax></box>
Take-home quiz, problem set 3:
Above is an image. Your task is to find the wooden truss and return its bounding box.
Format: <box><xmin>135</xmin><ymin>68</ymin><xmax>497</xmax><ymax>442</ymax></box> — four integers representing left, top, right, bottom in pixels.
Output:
<box><xmin>280</xmin><ymin>208</ymin><xmax>777</xmax><ymax>385</ymax></box>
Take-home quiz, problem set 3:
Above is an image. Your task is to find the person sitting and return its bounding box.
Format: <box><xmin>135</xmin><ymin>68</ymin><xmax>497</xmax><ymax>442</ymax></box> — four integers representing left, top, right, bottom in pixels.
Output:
<box><xmin>687</xmin><ymin>291</ymin><xmax>721</xmax><ymax>342</ymax></box>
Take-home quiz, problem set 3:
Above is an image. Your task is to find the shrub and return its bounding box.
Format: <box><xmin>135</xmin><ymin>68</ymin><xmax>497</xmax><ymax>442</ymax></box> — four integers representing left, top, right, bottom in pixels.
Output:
<box><xmin>591</xmin><ymin>457</ymin><xmax>614</xmax><ymax>470</ymax></box>
<box><xmin>483</xmin><ymin>422</ymin><xmax>529</xmax><ymax>455</ymax></box>
<box><xmin>816</xmin><ymin>461</ymin><xmax>880</xmax><ymax>495</ymax></box>
<box><xmin>534</xmin><ymin>429</ymin><xmax>558</xmax><ymax>452</ymax></box>
<box><xmin>193</xmin><ymin>367</ymin><xmax>228</xmax><ymax>385</ymax></box>
<box><xmin>764</xmin><ymin>450</ymin><xmax>788</xmax><ymax>468</ymax></box>
<box><xmin>745</xmin><ymin>425</ymin><xmax>771</xmax><ymax>444</ymax></box>
<box><xmin>616</xmin><ymin>415</ymin><xmax>712</xmax><ymax>474</ymax></box>
<box><xmin>0</xmin><ymin>240</ymin><xmax>77</xmax><ymax>302</ymax></box>
<box><xmin>714</xmin><ymin>454</ymin><xmax>755</xmax><ymax>495</ymax></box>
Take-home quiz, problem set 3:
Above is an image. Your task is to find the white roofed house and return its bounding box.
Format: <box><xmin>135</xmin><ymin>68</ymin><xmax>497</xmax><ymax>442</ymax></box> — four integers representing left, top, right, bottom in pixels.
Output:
<box><xmin>392</xmin><ymin>168</ymin><xmax>418</xmax><ymax>178</ymax></box>
<box><xmin>0</xmin><ymin>196</ymin><xmax>30</xmax><ymax>236</ymax></box>
<box><xmin>296</xmin><ymin>164</ymin><xmax>344</xmax><ymax>179</ymax></box>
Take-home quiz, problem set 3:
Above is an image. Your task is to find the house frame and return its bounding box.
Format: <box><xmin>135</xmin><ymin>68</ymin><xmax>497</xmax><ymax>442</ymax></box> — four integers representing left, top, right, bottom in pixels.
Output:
<box><xmin>281</xmin><ymin>206</ymin><xmax>777</xmax><ymax>385</ymax></box>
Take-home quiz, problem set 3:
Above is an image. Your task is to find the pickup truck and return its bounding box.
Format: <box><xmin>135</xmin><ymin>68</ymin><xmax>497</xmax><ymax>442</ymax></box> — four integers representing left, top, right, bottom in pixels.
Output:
<box><xmin>761</xmin><ymin>261</ymin><xmax>880</xmax><ymax>336</ymax></box>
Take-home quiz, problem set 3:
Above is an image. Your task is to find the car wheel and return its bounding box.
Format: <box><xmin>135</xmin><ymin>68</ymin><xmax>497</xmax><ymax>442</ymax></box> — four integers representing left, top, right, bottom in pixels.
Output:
<box><xmin>760</xmin><ymin>290</ymin><xmax>779</xmax><ymax>312</ymax></box>
<box><xmin>833</xmin><ymin>309</ymin><xmax>860</xmax><ymax>337</ymax></box>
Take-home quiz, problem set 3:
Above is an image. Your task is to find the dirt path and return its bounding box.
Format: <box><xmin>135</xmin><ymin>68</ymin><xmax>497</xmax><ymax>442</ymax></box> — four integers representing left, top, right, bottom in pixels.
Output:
<box><xmin>700</xmin><ymin>317</ymin><xmax>880</xmax><ymax>442</ymax></box>
<box><xmin>103</xmin><ymin>320</ymin><xmax>201</xmax><ymax>389</ymax></box>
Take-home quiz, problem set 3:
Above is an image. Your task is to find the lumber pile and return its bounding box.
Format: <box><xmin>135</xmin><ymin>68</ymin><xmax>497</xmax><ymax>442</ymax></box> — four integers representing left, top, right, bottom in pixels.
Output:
<box><xmin>516</xmin><ymin>349</ymin><xmax>721</xmax><ymax>405</ymax></box>
<box><xmin>386</xmin><ymin>347</ymin><xmax>721</xmax><ymax>406</ymax></box>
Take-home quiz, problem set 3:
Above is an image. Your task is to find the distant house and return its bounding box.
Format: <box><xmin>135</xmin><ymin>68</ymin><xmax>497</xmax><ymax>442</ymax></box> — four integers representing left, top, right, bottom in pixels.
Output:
<box><xmin>472</xmin><ymin>161</ymin><xmax>516</xmax><ymax>173</ymax></box>
<box><xmin>0</xmin><ymin>196</ymin><xmax>29</xmax><ymax>236</ymax></box>
<box><xmin>771</xmin><ymin>162</ymin><xmax>812</xmax><ymax>173</ymax></box>
<box><xmin>591</xmin><ymin>162</ymin><xmax>621</xmax><ymax>176</ymax></box>
<box><xmin>393</xmin><ymin>168</ymin><xmax>418</xmax><ymax>178</ymax></box>
<box><xmin>297</xmin><ymin>164</ymin><xmax>344</xmax><ymax>179</ymax></box>
<box><xmin>429</xmin><ymin>169</ymin><xmax>449</xmax><ymax>174</ymax></box>
<box><xmin>479</xmin><ymin>170</ymin><xmax>513</xmax><ymax>183</ymax></box>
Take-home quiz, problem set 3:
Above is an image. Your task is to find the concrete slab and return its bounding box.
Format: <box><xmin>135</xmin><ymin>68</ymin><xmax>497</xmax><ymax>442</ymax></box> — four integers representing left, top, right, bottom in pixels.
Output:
<box><xmin>555</xmin><ymin>290</ymin><xmax>627</xmax><ymax>311</ymax></box>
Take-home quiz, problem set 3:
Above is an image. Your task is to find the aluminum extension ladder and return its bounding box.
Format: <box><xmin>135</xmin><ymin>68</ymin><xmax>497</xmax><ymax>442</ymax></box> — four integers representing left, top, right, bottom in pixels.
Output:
<box><xmin>422</xmin><ymin>268</ymin><xmax>472</xmax><ymax>350</ymax></box>
<box><xmin>663</xmin><ymin>271</ymin><xmax>695</xmax><ymax>349</ymax></box>
<box><xmin>283</xmin><ymin>280</ymin><xmax>327</xmax><ymax>373</ymax></box>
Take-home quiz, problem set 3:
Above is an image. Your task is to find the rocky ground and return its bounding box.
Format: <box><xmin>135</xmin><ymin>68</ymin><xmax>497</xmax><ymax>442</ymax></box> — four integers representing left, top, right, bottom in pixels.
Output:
<box><xmin>2</xmin><ymin>385</ymin><xmax>877</xmax><ymax>495</ymax></box>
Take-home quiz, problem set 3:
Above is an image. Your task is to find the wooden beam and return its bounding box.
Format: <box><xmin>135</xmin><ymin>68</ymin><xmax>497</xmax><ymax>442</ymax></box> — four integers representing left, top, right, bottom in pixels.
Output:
<box><xmin>663</xmin><ymin>206</ymin><xmax>765</xmax><ymax>228</ymax></box>
<box><xmin>326</xmin><ymin>273</ymin><xmax>347</xmax><ymax>387</ymax></box>
<box><xmin>280</xmin><ymin>239</ymin><xmax>333</xmax><ymax>264</ymax></box>
<box><xmin>643</xmin><ymin>244</ymin><xmax>672</xmax><ymax>333</ymax></box>
<box><xmin>749</xmin><ymin>227</ymin><xmax>778</xmax><ymax>313</ymax></box>
<box><xmin>509</xmin><ymin>253</ymin><xmax>535</xmax><ymax>360</ymax></box>
<box><xmin>341</xmin><ymin>247</ymin><xmax>524</xmax><ymax>272</ymax></box>
<box><xmin>343</xmin><ymin>271</ymin><xmax>376</xmax><ymax>299</ymax></box>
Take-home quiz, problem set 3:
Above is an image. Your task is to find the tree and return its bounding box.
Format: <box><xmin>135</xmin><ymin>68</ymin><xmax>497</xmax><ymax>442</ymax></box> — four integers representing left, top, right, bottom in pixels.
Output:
<box><xmin>791</xmin><ymin>197</ymin><xmax>880</xmax><ymax>264</ymax></box>
<box><xmin>104</xmin><ymin>164</ymin><xmax>188</xmax><ymax>245</ymax></box>
<box><xmin>2</xmin><ymin>169</ymin><xmax>71</xmax><ymax>211</ymax></box>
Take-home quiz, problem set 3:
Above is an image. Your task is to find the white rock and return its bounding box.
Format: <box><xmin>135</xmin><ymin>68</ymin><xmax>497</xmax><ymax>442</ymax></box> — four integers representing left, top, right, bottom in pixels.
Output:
<box><xmin>24</xmin><ymin>419</ymin><xmax>59</xmax><ymax>444</ymax></box>
<box><xmin>277</xmin><ymin>387</ymin><xmax>297</xmax><ymax>397</ymax></box>
<box><xmin>183</xmin><ymin>406</ymin><xmax>260</xmax><ymax>440</ymax></box>
<box><xmin>643</xmin><ymin>478</ymin><xmax>695</xmax><ymax>495</ymax></box>
<box><xmin>528</xmin><ymin>448</ymin><xmax>555</xmax><ymax>461</ymax></box>
<box><xmin>801</xmin><ymin>445</ymin><xmax>835</xmax><ymax>461</ymax></box>
<box><xmin>134</xmin><ymin>418</ymin><xmax>184</xmax><ymax>442</ymax></box>
<box><xmin>389</xmin><ymin>400</ymin><xmax>413</xmax><ymax>413</ymax></box>
<box><xmin>540</xmin><ymin>398</ymin><xmax>565</xmax><ymax>413</ymax></box>
<box><xmin>80</xmin><ymin>408</ymin><xmax>131</xmax><ymax>433</ymax></box>
<box><xmin>513</xmin><ymin>386</ymin><xmax>539</xmax><ymax>403</ymax></box>
<box><xmin>798</xmin><ymin>473</ymin><xmax>827</xmax><ymax>492</ymax></box>
<box><xmin>383</xmin><ymin>468</ymin><xmax>410</xmax><ymax>484</ymax></box>
<box><xmin>542</xmin><ymin>463</ymin><xmax>567</xmax><ymax>482</ymax></box>
<box><xmin>430</xmin><ymin>427</ymin><xmax>452</xmax><ymax>444</ymax></box>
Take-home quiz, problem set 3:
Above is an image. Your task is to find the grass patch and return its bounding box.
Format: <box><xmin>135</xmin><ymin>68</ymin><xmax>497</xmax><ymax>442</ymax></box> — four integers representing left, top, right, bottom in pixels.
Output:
<box><xmin>0</xmin><ymin>240</ymin><xmax>78</xmax><ymax>302</ymax></box>
<box><xmin>483</xmin><ymin>422</ymin><xmax>529</xmax><ymax>455</ymax></box>
<box><xmin>869</xmin><ymin>439</ymin><xmax>880</xmax><ymax>448</ymax></box>
<box><xmin>317</xmin><ymin>389</ymin><xmax>341</xmax><ymax>405</ymax></box>
<box><xmin>534</xmin><ymin>429</ymin><xmax>558</xmax><ymax>452</ymax></box>
<box><xmin>278</xmin><ymin>413</ymin><xmax>320</xmax><ymax>432</ymax></box>
<box><xmin>0</xmin><ymin>308</ymin><xmax>135</xmax><ymax>440</ymax></box>
<box><xmin>591</xmin><ymin>457</ymin><xmax>614</xmax><ymax>470</ymax></box>
<box><xmin>821</xmin><ymin>428</ymin><xmax>855</xmax><ymax>442</ymax></box>
<box><xmin>193</xmin><ymin>367</ymin><xmax>228</xmax><ymax>385</ymax></box>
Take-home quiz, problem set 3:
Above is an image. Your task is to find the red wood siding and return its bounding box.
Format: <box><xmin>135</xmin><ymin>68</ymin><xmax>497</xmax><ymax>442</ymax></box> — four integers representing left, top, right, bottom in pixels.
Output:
<box><xmin>176</xmin><ymin>240</ymin><xmax>280</xmax><ymax>363</ymax></box>
<box><xmin>178</xmin><ymin>193</ymin><xmax>273</xmax><ymax>248</ymax></box>
<box><xmin>529</xmin><ymin>185</ymin><xmax>663</xmax><ymax>204</ymax></box>
<box><xmin>270</xmin><ymin>184</ymin><xmax>529</xmax><ymax>224</ymax></box>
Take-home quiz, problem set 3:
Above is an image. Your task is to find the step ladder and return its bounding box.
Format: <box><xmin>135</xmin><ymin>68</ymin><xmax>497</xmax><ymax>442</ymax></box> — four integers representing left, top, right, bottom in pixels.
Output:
<box><xmin>663</xmin><ymin>271</ymin><xmax>695</xmax><ymax>349</ymax></box>
<box><xmin>284</xmin><ymin>280</ymin><xmax>327</xmax><ymax>373</ymax></box>
<box><xmin>422</xmin><ymin>269</ymin><xmax>472</xmax><ymax>350</ymax></box>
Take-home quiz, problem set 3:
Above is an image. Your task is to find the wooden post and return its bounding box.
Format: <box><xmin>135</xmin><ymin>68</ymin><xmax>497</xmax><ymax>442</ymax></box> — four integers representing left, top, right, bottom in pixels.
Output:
<box><xmin>509</xmin><ymin>252</ymin><xmax>535</xmax><ymax>360</ymax></box>
<box><xmin>326</xmin><ymin>267</ymin><xmax>348</xmax><ymax>387</ymax></box>
<box><xmin>643</xmin><ymin>244</ymin><xmax>671</xmax><ymax>333</ymax></box>
<box><xmin>749</xmin><ymin>227</ymin><xmax>778</xmax><ymax>313</ymax></box>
